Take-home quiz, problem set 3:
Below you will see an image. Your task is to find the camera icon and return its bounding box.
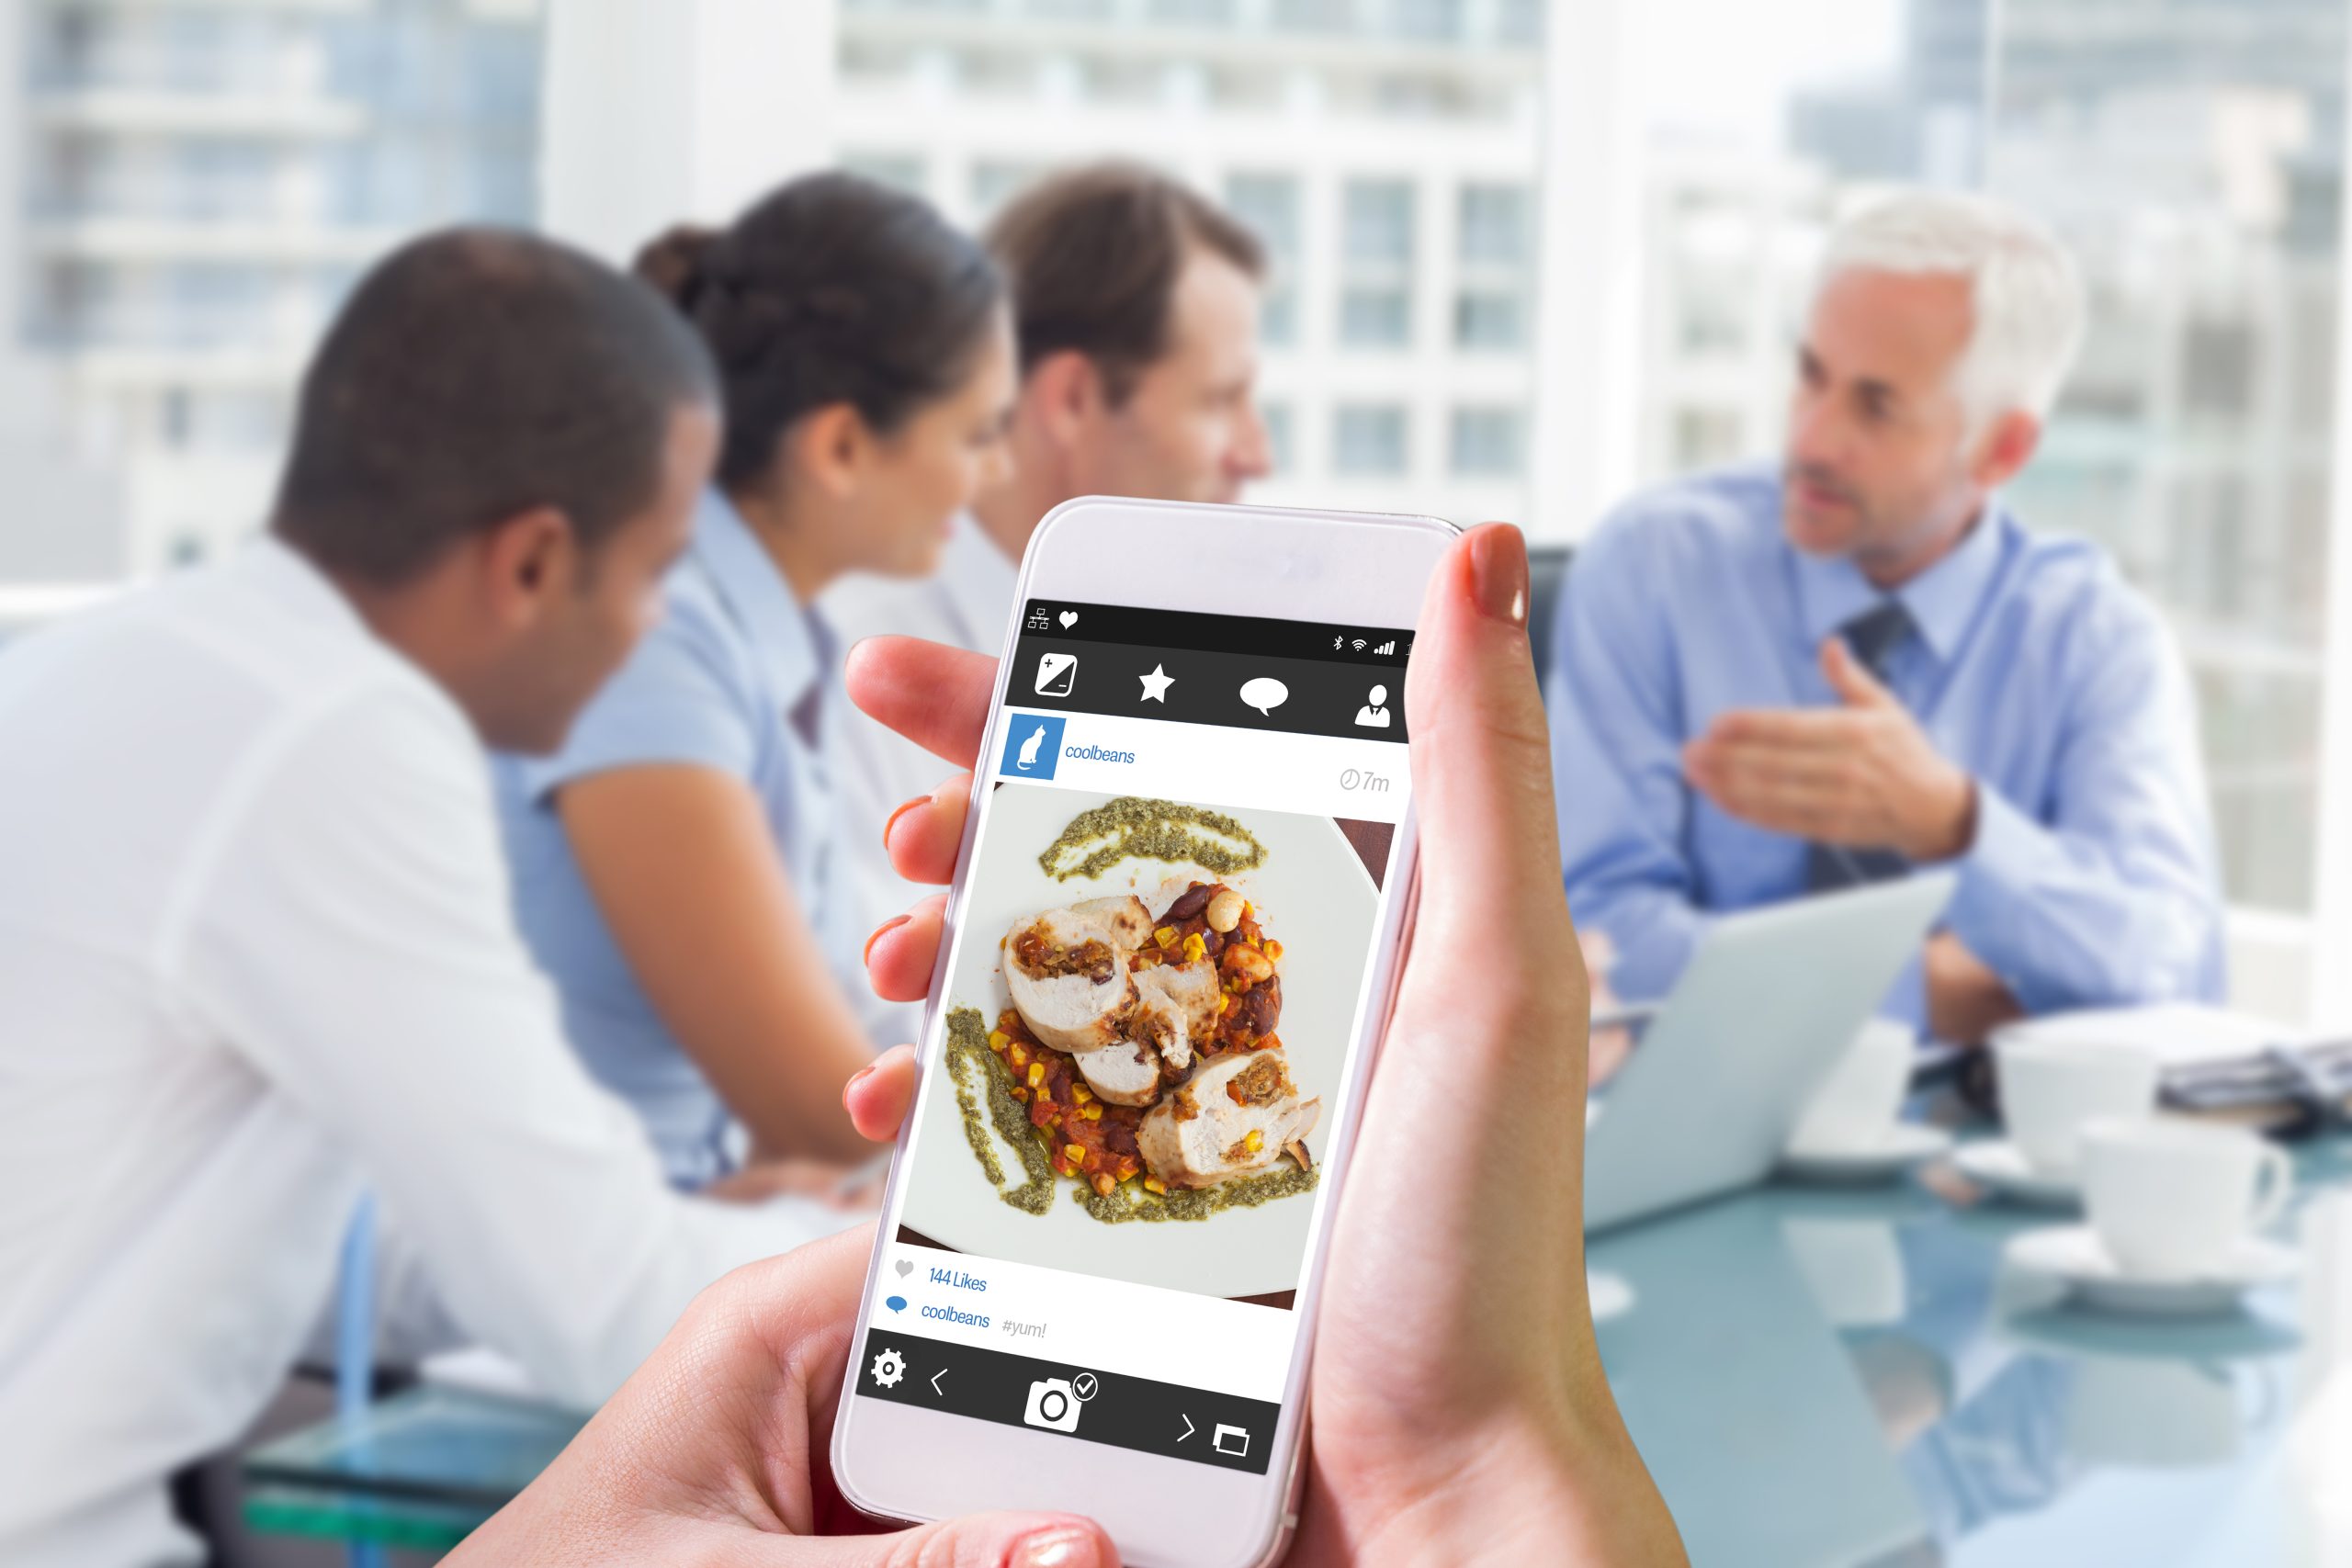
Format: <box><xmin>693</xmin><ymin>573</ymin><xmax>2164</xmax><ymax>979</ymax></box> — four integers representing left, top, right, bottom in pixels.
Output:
<box><xmin>1023</xmin><ymin>1377</ymin><xmax>1082</xmax><ymax>1433</ymax></box>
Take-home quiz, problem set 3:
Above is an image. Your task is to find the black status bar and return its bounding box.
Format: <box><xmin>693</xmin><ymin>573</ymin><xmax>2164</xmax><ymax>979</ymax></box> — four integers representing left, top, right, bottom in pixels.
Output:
<box><xmin>1021</xmin><ymin>600</ymin><xmax>1412</xmax><ymax>668</ymax></box>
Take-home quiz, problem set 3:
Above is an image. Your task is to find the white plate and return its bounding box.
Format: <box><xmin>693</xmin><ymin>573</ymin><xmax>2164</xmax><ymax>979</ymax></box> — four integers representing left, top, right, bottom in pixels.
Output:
<box><xmin>1953</xmin><ymin>1140</ymin><xmax>2082</xmax><ymax>1208</ymax></box>
<box><xmin>899</xmin><ymin>785</ymin><xmax>1381</xmax><ymax>1301</ymax></box>
<box><xmin>1779</xmin><ymin>1122</ymin><xmax>1954</xmax><ymax>1184</ymax></box>
<box><xmin>2006</xmin><ymin>1224</ymin><xmax>2301</xmax><ymax>1317</ymax></box>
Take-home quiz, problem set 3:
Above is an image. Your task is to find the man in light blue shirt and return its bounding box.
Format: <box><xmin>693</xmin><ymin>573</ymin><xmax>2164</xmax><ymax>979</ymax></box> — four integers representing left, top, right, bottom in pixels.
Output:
<box><xmin>1550</xmin><ymin>191</ymin><xmax>2223</xmax><ymax>1043</ymax></box>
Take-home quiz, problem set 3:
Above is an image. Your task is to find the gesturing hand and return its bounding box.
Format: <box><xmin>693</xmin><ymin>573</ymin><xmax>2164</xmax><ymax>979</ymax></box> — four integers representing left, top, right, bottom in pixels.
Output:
<box><xmin>853</xmin><ymin>525</ymin><xmax>1684</xmax><ymax>1566</ymax></box>
<box><xmin>1682</xmin><ymin>635</ymin><xmax>1975</xmax><ymax>863</ymax></box>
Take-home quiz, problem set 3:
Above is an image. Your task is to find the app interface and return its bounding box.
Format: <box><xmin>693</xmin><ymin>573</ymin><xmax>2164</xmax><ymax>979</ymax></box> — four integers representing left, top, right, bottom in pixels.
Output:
<box><xmin>855</xmin><ymin>600</ymin><xmax>1415</xmax><ymax>1472</ymax></box>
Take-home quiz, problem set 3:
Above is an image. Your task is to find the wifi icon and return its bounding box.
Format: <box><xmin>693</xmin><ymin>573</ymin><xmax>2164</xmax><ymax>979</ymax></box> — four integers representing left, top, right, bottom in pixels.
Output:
<box><xmin>1351</xmin><ymin>638</ymin><xmax>1367</xmax><ymax>651</ymax></box>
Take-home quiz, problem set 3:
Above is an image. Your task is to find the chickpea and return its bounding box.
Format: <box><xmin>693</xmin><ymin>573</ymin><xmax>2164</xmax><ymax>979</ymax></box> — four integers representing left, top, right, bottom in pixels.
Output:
<box><xmin>1206</xmin><ymin>887</ymin><xmax>1246</xmax><ymax>932</ymax></box>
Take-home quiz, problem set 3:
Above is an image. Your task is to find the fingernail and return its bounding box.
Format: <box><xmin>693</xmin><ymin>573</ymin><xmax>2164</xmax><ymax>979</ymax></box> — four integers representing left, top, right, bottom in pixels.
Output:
<box><xmin>882</xmin><ymin>795</ymin><xmax>928</xmax><ymax>847</ymax></box>
<box><xmin>1007</xmin><ymin>1526</ymin><xmax>1102</xmax><ymax>1568</ymax></box>
<box><xmin>1468</xmin><ymin>524</ymin><xmax>1528</xmax><ymax>626</ymax></box>
<box><xmin>863</xmin><ymin>914</ymin><xmax>910</xmax><ymax>965</ymax></box>
<box><xmin>842</xmin><ymin>1063</ymin><xmax>875</xmax><ymax>1109</ymax></box>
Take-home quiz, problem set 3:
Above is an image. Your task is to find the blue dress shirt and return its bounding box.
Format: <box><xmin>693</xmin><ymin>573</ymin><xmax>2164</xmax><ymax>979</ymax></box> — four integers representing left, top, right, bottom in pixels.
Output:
<box><xmin>496</xmin><ymin>489</ymin><xmax>865</xmax><ymax>1187</ymax></box>
<box><xmin>1547</xmin><ymin>464</ymin><xmax>2225</xmax><ymax>1031</ymax></box>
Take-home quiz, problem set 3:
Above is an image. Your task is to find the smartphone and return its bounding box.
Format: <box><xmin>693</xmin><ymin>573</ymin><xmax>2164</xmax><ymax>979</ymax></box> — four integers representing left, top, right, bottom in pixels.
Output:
<box><xmin>831</xmin><ymin>497</ymin><xmax>1453</xmax><ymax>1567</ymax></box>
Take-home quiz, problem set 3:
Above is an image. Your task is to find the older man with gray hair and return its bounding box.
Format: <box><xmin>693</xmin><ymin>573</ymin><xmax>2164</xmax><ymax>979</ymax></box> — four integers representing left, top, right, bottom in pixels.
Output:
<box><xmin>1550</xmin><ymin>189</ymin><xmax>2223</xmax><ymax>1048</ymax></box>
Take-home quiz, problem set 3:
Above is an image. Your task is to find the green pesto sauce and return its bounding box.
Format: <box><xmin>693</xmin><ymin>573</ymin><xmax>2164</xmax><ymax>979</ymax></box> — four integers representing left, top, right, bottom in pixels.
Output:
<box><xmin>1039</xmin><ymin>796</ymin><xmax>1268</xmax><ymax>884</ymax></box>
<box><xmin>944</xmin><ymin>1008</ymin><xmax>1055</xmax><ymax>1215</ymax></box>
<box><xmin>944</xmin><ymin>1007</ymin><xmax>1317</xmax><ymax>1224</ymax></box>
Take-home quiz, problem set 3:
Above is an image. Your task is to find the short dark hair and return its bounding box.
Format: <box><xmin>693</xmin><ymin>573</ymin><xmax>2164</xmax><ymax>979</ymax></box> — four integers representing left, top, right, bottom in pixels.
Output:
<box><xmin>271</xmin><ymin>228</ymin><xmax>717</xmax><ymax>588</ymax></box>
<box><xmin>985</xmin><ymin>163</ymin><xmax>1266</xmax><ymax>404</ymax></box>
<box><xmin>636</xmin><ymin>172</ymin><xmax>1005</xmax><ymax>491</ymax></box>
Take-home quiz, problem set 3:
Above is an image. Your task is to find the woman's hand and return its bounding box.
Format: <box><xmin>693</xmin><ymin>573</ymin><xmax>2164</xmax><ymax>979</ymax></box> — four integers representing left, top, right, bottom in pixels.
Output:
<box><xmin>853</xmin><ymin>525</ymin><xmax>1684</xmax><ymax>1565</ymax></box>
<box><xmin>447</xmin><ymin>1064</ymin><xmax>1114</xmax><ymax>1568</ymax></box>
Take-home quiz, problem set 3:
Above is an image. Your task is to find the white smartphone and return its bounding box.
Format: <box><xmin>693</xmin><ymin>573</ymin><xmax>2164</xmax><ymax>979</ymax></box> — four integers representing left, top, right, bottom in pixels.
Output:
<box><xmin>831</xmin><ymin>496</ymin><xmax>1454</xmax><ymax>1568</ymax></box>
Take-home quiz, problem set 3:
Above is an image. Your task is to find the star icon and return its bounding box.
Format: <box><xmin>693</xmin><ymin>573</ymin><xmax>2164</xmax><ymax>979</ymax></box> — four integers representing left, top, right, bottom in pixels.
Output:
<box><xmin>1138</xmin><ymin>663</ymin><xmax>1174</xmax><ymax>703</ymax></box>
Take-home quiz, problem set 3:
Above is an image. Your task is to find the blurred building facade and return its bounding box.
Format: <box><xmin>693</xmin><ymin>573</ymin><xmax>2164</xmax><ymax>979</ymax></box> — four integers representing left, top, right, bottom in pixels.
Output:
<box><xmin>5</xmin><ymin>0</ymin><xmax>541</xmax><ymax>579</ymax></box>
<box><xmin>829</xmin><ymin>0</ymin><xmax>1550</xmax><ymax>526</ymax></box>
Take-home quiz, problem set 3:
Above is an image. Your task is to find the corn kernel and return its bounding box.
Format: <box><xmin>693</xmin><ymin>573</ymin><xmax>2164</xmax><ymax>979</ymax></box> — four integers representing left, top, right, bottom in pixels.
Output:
<box><xmin>988</xmin><ymin>1030</ymin><xmax>1010</xmax><ymax>1052</ymax></box>
<box><xmin>1265</xmin><ymin>940</ymin><xmax>1283</xmax><ymax>962</ymax></box>
<box><xmin>1010</xmin><ymin>1086</ymin><xmax>1028</xmax><ymax>1101</ymax></box>
<box><xmin>1009</xmin><ymin>1045</ymin><xmax>1027</xmax><ymax>1068</ymax></box>
<box><xmin>1154</xmin><ymin>925</ymin><xmax>1178</xmax><ymax>948</ymax></box>
<box><xmin>1144</xmin><ymin>1176</ymin><xmax>1168</xmax><ymax>1195</ymax></box>
<box><xmin>1082</xmin><ymin>1103</ymin><xmax>1103</xmax><ymax>1122</ymax></box>
<box><xmin>1064</xmin><ymin>1143</ymin><xmax>1085</xmax><ymax>1164</ymax></box>
<box><xmin>1071</xmin><ymin>1085</ymin><xmax>1092</xmax><ymax>1104</ymax></box>
<box><xmin>1245</xmin><ymin>1129</ymin><xmax>1264</xmax><ymax>1154</ymax></box>
<box><xmin>1092</xmin><ymin>1173</ymin><xmax>1115</xmax><ymax>1196</ymax></box>
<box><xmin>1027</xmin><ymin>1062</ymin><xmax>1045</xmax><ymax>1087</ymax></box>
<box><xmin>1216</xmin><ymin>994</ymin><xmax>1230</xmax><ymax>1014</ymax></box>
<box><xmin>1182</xmin><ymin>932</ymin><xmax>1207</xmax><ymax>963</ymax></box>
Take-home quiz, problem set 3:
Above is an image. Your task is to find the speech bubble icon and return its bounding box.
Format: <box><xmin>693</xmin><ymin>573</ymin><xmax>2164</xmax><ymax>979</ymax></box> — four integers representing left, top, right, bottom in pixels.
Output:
<box><xmin>1239</xmin><ymin>676</ymin><xmax>1289</xmax><ymax>716</ymax></box>
<box><xmin>886</xmin><ymin>1295</ymin><xmax>907</xmax><ymax>1313</ymax></box>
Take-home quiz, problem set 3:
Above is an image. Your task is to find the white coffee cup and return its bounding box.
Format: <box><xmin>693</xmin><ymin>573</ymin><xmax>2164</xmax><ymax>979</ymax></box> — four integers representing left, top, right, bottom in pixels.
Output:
<box><xmin>1788</xmin><ymin>1018</ymin><xmax>1915</xmax><ymax>1156</ymax></box>
<box><xmin>2081</xmin><ymin>1116</ymin><xmax>2291</xmax><ymax>1280</ymax></box>
<box><xmin>1995</xmin><ymin>1036</ymin><xmax>2159</xmax><ymax>1177</ymax></box>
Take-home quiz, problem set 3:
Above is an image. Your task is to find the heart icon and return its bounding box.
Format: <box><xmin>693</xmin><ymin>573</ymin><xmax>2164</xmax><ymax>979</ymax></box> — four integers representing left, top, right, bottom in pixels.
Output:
<box><xmin>894</xmin><ymin>1259</ymin><xmax>913</xmax><ymax>1279</ymax></box>
<box><xmin>1058</xmin><ymin>611</ymin><xmax>1078</xmax><ymax>628</ymax></box>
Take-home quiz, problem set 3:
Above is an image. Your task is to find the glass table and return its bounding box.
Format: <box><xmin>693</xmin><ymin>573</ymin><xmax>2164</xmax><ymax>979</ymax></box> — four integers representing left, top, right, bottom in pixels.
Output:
<box><xmin>245</xmin><ymin>1128</ymin><xmax>2352</xmax><ymax>1563</ymax></box>
<box><xmin>1591</xmin><ymin>1126</ymin><xmax>2352</xmax><ymax>1567</ymax></box>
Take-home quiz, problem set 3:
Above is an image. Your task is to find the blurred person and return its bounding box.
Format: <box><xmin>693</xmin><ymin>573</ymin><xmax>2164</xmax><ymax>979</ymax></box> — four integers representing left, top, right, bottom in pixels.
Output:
<box><xmin>822</xmin><ymin>163</ymin><xmax>1273</xmax><ymax>949</ymax></box>
<box><xmin>495</xmin><ymin>174</ymin><xmax>1015</xmax><ymax>1189</ymax></box>
<box><xmin>1548</xmin><ymin>190</ymin><xmax>2222</xmax><ymax>1054</ymax></box>
<box><xmin>0</xmin><ymin>231</ymin><xmax>861</xmax><ymax>1568</ymax></box>
<box><xmin>448</xmin><ymin>525</ymin><xmax>1686</xmax><ymax>1568</ymax></box>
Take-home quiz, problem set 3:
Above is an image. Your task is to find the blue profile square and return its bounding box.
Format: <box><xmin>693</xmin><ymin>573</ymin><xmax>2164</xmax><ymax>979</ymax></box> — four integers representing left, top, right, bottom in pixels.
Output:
<box><xmin>999</xmin><ymin>712</ymin><xmax>1066</xmax><ymax>781</ymax></box>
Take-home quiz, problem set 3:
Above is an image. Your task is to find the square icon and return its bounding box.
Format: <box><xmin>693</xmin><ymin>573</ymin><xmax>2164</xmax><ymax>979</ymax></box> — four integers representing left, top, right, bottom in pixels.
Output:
<box><xmin>1212</xmin><ymin>1423</ymin><xmax>1250</xmax><ymax>1457</ymax></box>
<box><xmin>1034</xmin><ymin>651</ymin><xmax>1078</xmax><ymax>697</ymax></box>
<box><xmin>1000</xmin><ymin>713</ymin><xmax>1066</xmax><ymax>781</ymax></box>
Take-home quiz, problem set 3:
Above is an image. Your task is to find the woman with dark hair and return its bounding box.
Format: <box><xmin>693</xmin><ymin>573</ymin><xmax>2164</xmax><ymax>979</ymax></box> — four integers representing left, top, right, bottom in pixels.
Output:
<box><xmin>496</xmin><ymin>173</ymin><xmax>1014</xmax><ymax>1190</ymax></box>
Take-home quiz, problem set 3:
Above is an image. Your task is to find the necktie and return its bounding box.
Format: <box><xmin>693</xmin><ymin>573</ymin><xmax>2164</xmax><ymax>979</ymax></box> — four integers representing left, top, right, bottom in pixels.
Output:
<box><xmin>1806</xmin><ymin>600</ymin><xmax>1916</xmax><ymax>892</ymax></box>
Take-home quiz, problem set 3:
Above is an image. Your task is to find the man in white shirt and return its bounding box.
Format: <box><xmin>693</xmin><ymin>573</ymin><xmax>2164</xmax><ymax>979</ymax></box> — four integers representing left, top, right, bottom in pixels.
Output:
<box><xmin>0</xmin><ymin>230</ymin><xmax>849</xmax><ymax>1567</ymax></box>
<box><xmin>824</xmin><ymin>164</ymin><xmax>1275</xmax><ymax>962</ymax></box>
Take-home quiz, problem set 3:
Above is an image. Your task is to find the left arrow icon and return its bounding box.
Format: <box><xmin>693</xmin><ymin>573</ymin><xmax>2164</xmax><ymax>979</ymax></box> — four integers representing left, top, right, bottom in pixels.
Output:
<box><xmin>931</xmin><ymin>1369</ymin><xmax>948</xmax><ymax>1396</ymax></box>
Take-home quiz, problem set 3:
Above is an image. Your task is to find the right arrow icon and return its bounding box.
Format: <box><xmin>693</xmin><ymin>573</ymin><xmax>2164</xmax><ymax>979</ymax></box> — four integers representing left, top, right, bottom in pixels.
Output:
<box><xmin>1179</xmin><ymin>1414</ymin><xmax>1195</xmax><ymax>1442</ymax></box>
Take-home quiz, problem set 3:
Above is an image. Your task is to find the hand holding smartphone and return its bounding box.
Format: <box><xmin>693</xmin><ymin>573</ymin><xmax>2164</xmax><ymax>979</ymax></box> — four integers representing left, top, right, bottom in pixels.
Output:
<box><xmin>454</xmin><ymin>518</ymin><xmax>1679</xmax><ymax>1568</ymax></box>
<box><xmin>833</xmin><ymin>505</ymin><xmax>1683</xmax><ymax>1567</ymax></box>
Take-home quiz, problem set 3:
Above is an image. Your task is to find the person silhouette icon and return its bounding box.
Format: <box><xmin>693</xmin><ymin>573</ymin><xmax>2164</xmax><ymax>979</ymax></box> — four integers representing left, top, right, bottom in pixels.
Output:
<box><xmin>1355</xmin><ymin>684</ymin><xmax>1393</xmax><ymax>729</ymax></box>
<box><xmin>1017</xmin><ymin>722</ymin><xmax>1046</xmax><ymax>769</ymax></box>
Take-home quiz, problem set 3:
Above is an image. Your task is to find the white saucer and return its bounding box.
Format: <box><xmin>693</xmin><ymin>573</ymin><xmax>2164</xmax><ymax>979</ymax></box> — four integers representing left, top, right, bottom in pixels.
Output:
<box><xmin>2006</xmin><ymin>1224</ymin><xmax>2301</xmax><ymax>1317</ymax></box>
<box><xmin>1952</xmin><ymin>1140</ymin><xmax>2082</xmax><ymax>1208</ymax></box>
<box><xmin>1780</xmin><ymin>1122</ymin><xmax>1955</xmax><ymax>1184</ymax></box>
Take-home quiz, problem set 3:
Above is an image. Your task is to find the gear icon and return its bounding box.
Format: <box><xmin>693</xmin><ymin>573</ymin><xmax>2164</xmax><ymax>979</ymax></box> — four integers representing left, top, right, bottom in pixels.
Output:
<box><xmin>871</xmin><ymin>1348</ymin><xmax>907</xmax><ymax>1389</ymax></box>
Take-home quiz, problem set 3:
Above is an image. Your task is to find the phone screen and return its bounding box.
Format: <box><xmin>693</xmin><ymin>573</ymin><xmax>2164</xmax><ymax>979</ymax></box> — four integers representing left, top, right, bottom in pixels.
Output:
<box><xmin>851</xmin><ymin>595</ymin><xmax>1416</xmax><ymax>1475</ymax></box>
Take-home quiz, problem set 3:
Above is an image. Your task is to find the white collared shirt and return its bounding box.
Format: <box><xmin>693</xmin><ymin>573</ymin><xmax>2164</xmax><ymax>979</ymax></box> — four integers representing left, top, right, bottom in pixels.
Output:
<box><xmin>0</xmin><ymin>538</ymin><xmax>845</xmax><ymax>1568</ymax></box>
<box><xmin>820</xmin><ymin>513</ymin><xmax>1019</xmax><ymax>1032</ymax></box>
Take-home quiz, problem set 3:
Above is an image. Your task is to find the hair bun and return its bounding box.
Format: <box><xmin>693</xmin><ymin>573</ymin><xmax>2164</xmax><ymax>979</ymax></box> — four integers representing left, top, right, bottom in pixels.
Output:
<box><xmin>632</xmin><ymin>224</ymin><xmax>722</xmax><ymax>311</ymax></box>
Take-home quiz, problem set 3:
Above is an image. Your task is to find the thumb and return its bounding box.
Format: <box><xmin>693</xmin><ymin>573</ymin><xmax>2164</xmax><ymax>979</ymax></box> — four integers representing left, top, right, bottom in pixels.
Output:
<box><xmin>792</xmin><ymin>1512</ymin><xmax>1117</xmax><ymax>1568</ymax></box>
<box><xmin>1821</xmin><ymin>635</ymin><xmax>1894</xmax><ymax>708</ymax></box>
<box><xmin>1397</xmin><ymin>522</ymin><xmax>1586</xmax><ymax>1034</ymax></box>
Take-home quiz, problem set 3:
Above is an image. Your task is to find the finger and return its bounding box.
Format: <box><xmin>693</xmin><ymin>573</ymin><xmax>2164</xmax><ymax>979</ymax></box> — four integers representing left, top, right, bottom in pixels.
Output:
<box><xmin>1684</xmin><ymin>737</ymin><xmax>1849</xmax><ymax>794</ymax></box>
<box><xmin>844</xmin><ymin>636</ymin><xmax>998</xmax><ymax>770</ymax></box>
<box><xmin>1821</xmin><ymin>636</ymin><xmax>1895</xmax><ymax>709</ymax></box>
<box><xmin>785</xmin><ymin>1513</ymin><xmax>1119</xmax><ymax>1568</ymax></box>
<box><xmin>885</xmin><ymin>774</ymin><xmax>974</xmax><ymax>886</ymax></box>
<box><xmin>865</xmin><ymin>894</ymin><xmax>947</xmax><ymax>1002</ymax></box>
<box><xmin>843</xmin><ymin>1045</ymin><xmax>919</xmax><ymax>1142</ymax></box>
<box><xmin>1702</xmin><ymin>707</ymin><xmax>1854</xmax><ymax>750</ymax></box>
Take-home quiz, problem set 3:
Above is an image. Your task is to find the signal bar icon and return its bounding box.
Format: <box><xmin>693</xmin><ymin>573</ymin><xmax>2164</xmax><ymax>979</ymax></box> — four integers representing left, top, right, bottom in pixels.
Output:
<box><xmin>1373</xmin><ymin>639</ymin><xmax>1397</xmax><ymax>656</ymax></box>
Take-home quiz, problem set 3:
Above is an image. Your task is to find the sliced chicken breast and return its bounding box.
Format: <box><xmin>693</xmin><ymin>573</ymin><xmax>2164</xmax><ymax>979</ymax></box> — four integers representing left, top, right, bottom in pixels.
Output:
<box><xmin>1128</xmin><ymin>959</ymin><xmax>1221</xmax><ymax>1071</ymax></box>
<box><xmin>1070</xmin><ymin>1038</ymin><xmax>1165</xmax><ymax>1107</ymax></box>
<box><xmin>1138</xmin><ymin>1049</ymin><xmax>1321</xmax><ymax>1190</ymax></box>
<box><xmin>1002</xmin><ymin>896</ymin><xmax>1151</xmax><ymax>1052</ymax></box>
